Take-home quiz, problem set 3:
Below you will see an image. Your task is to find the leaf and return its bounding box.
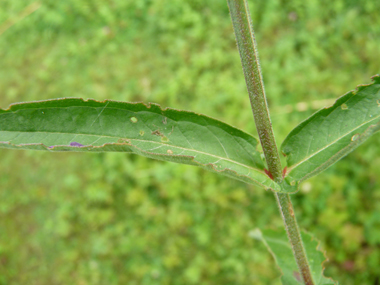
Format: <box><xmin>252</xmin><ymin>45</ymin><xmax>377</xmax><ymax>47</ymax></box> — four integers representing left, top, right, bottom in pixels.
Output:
<box><xmin>0</xmin><ymin>98</ymin><xmax>281</xmax><ymax>191</ymax></box>
<box><xmin>281</xmin><ymin>75</ymin><xmax>380</xmax><ymax>183</ymax></box>
<box><xmin>250</xmin><ymin>228</ymin><xmax>337</xmax><ymax>285</ymax></box>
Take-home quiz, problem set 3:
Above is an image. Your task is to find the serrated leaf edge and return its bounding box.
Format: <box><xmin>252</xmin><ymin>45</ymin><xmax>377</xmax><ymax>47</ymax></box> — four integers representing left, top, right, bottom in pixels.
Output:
<box><xmin>251</xmin><ymin>228</ymin><xmax>338</xmax><ymax>285</ymax></box>
<box><xmin>305</xmin><ymin>231</ymin><xmax>338</xmax><ymax>285</ymax></box>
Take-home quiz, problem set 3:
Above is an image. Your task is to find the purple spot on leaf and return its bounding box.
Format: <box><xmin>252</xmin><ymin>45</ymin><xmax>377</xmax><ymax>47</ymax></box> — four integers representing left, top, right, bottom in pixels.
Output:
<box><xmin>48</xmin><ymin>146</ymin><xmax>54</xmax><ymax>149</ymax></box>
<box><xmin>70</xmin><ymin>142</ymin><xmax>84</xmax><ymax>147</ymax></box>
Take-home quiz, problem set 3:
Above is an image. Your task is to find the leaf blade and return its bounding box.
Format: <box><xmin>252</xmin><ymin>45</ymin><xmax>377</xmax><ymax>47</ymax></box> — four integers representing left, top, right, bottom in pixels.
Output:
<box><xmin>0</xmin><ymin>98</ymin><xmax>280</xmax><ymax>191</ymax></box>
<box><xmin>250</xmin><ymin>228</ymin><xmax>337</xmax><ymax>285</ymax></box>
<box><xmin>281</xmin><ymin>75</ymin><xmax>380</xmax><ymax>182</ymax></box>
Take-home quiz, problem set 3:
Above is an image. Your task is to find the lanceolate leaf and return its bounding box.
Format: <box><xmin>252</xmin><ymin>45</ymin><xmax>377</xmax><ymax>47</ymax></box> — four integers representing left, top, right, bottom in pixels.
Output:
<box><xmin>250</xmin><ymin>228</ymin><xmax>337</xmax><ymax>285</ymax></box>
<box><xmin>281</xmin><ymin>75</ymin><xmax>380</xmax><ymax>183</ymax></box>
<box><xmin>0</xmin><ymin>98</ymin><xmax>281</xmax><ymax>191</ymax></box>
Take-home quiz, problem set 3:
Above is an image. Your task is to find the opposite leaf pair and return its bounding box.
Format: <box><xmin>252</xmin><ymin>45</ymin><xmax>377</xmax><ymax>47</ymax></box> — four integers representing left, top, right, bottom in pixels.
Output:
<box><xmin>0</xmin><ymin>75</ymin><xmax>379</xmax><ymax>194</ymax></box>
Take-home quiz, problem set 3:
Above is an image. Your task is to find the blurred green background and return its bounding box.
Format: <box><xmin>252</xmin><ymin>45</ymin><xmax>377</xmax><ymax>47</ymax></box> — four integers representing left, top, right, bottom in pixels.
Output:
<box><xmin>0</xmin><ymin>0</ymin><xmax>379</xmax><ymax>284</ymax></box>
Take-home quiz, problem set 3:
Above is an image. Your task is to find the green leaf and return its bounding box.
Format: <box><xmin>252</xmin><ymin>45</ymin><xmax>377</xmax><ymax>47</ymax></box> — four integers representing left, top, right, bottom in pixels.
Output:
<box><xmin>250</xmin><ymin>228</ymin><xmax>337</xmax><ymax>285</ymax></box>
<box><xmin>0</xmin><ymin>98</ymin><xmax>280</xmax><ymax>191</ymax></box>
<box><xmin>281</xmin><ymin>75</ymin><xmax>380</xmax><ymax>183</ymax></box>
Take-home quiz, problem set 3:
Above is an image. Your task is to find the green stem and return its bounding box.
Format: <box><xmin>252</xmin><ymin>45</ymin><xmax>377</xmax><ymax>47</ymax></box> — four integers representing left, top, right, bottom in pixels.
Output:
<box><xmin>226</xmin><ymin>0</ymin><xmax>281</xmax><ymax>182</ymax></box>
<box><xmin>275</xmin><ymin>193</ymin><xmax>314</xmax><ymax>285</ymax></box>
<box><xmin>227</xmin><ymin>0</ymin><xmax>314</xmax><ymax>284</ymax></box>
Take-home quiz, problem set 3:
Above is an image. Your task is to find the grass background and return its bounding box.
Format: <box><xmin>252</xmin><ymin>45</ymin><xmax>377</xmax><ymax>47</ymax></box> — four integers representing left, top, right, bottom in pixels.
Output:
<box><xmin>0</xmin><ymin>0</ymin><xmax>379</xmax><ymax>284</ymax></box>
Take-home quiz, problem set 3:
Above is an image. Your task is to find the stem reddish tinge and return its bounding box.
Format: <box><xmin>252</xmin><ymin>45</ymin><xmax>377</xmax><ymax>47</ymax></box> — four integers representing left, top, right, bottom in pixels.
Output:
<box><xmin>227</xmin><ymin>0</ymin><xmax>314</xmax><ymax>284</ymax></box>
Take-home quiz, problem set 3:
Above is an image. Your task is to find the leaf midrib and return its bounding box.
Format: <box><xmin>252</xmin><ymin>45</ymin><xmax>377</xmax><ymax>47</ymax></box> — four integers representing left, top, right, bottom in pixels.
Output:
<box><xmin>287</xmin><ymin>113</ymin><xmax>380</xmax><ymax>173</ymax></box>
<box><xmin>2</xmin><ymin>105</ymin><xmax>255</xmax><ymax>159</ymax></box>
<box><xmin>0</xmin><ymin>130</ymin><xmax>266</xmax><ymax>175</ymax></box>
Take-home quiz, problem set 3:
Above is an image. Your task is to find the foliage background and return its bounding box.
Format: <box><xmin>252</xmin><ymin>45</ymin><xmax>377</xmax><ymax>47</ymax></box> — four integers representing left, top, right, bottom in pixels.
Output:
<box><xmin>0</xmin><ymin>0</ymin><xmax>379</xmax><ymax>284</ymax></box>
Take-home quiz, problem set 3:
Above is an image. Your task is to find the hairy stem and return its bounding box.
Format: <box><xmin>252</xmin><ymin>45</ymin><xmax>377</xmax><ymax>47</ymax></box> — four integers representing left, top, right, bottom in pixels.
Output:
<box><xmin>226</xmin><ymin>0</ymin><xmax>281</xmax><ymax>182</ymax></box>
<box><xmin>227</xmin><ymin>0</ymin><xmax>314</xmax><ymax>284</ymax></box>
<box><xmin>275</xmin><ymin>193</ymin><xmax>314</xmax><ymax>285</ymax></box>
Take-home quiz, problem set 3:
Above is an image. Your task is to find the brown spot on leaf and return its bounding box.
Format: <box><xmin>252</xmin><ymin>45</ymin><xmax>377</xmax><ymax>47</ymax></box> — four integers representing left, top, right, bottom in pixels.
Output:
<box><xmin>118</xmin><ymin>138</ymin><xmax>131</xmax><ymax>144</ymax></box>
<box><xmin>151</xmin><ymin>130</ymin><xmax>164</xmax><ymax>137</ymax></box>
<box><xmin>152</xmin><ymin>130</ymin><xmax>169</xmax><ymax>142</ymax></box>
<box><xmin>293</xmin><ymin>271</ymin><xmax>302</xmax><ymax>282</ymax></box>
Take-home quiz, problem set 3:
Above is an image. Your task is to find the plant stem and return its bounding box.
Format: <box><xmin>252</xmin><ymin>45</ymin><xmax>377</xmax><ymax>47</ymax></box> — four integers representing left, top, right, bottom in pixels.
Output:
<box><xmin>227</xmin><ymin>0</ymin><xmax>315</xmax><ymax>284</ymax></box>
<box><xmin>226</xmin><ymin>0</ymin><xmax>281</xmax><ymax>182</ymax></box>
<box><xmin>275</xmin><ymin>193</ymin><xmax>314</xmax><ymax>285</ymax></box>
